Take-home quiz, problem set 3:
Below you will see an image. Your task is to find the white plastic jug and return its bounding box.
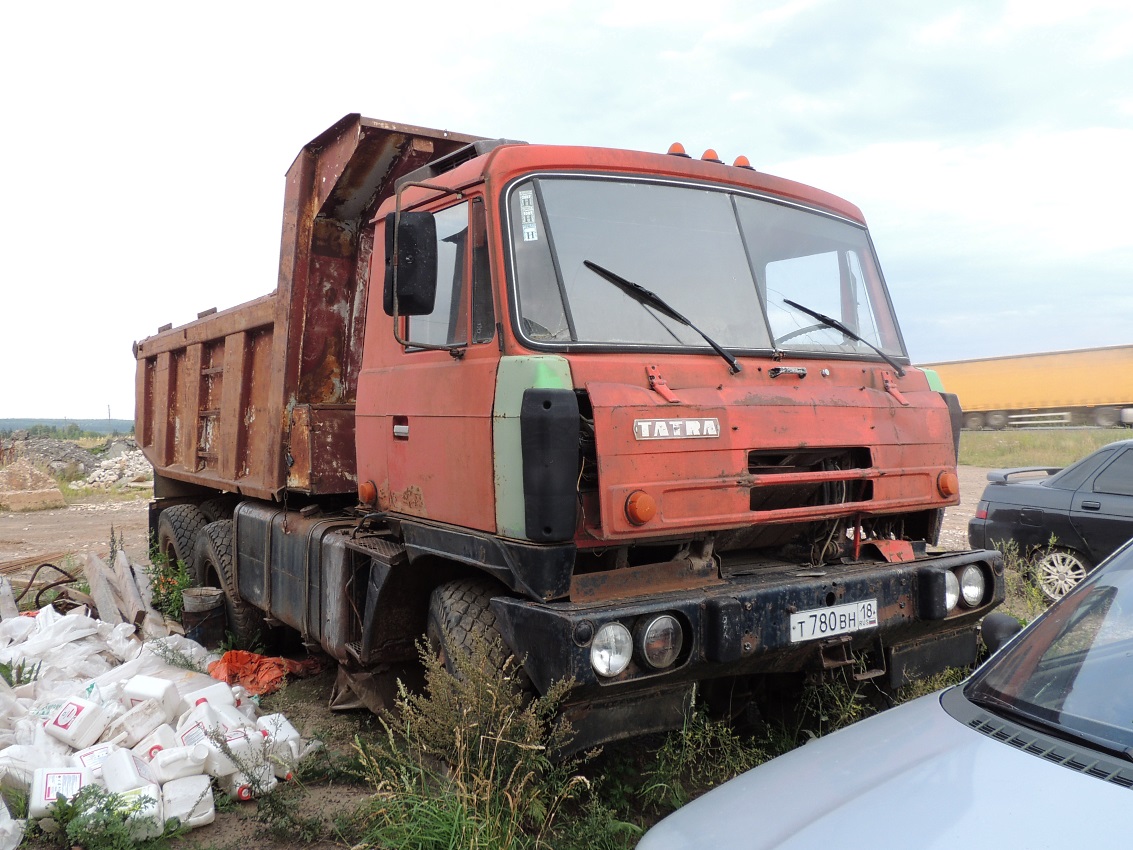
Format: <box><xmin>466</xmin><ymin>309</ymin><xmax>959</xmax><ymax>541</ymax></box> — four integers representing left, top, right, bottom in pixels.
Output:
<box><xmin>99</xmin><ymin>748</ymin><xmax>157</xmax><ymax>794</ymax></box>
<box><xmin>162</xmin><ymin>774</ymin><xmax>216</xmax><ymax>828</ymax></box>
<box><xmin>150</xmin><ymin>744</ymin><xmax>209</xmax><ymax>784</ymax></box>
<box><xmin>43</xmin><ymin>697</ymin><xmax>109</xmax><ymax>750</ymax></box>
<box><xmin>28</xmin><ymin>767</ymin><xmax>92</xmax><ymax>819</ymax></box>
<box><xmin>214</xmin><ymin>702</ymin><xmax>255</xmax><ymax>732</ymax></box>
<box><xmin>116</xmin><ymin>784</ymin><xmax>164</xmax><ymax>840</ymax></box>
<box><xmin>101</xmin><ymin>698</ymin><xmax>167</xmax><ymax>748</ymax></box>
<box><xmin>120</xmin><ymin>675</ymin><xmax>179</xmax><ymax>722</ymax></box>
<box><xmin>178</xmin><ymin>681</ymin><xmax>235</xmax><ymax>716</ymax></box>
<box><xmin>132</xmin><ymin>724</ymin><xmax>177</xmax><ymax>761</ymax></box>
<box><xmin>175</xmin><ymin>701</ymin><xmax>225</xmax><ymax>747</ymax></box>
<box><xmin>219</xmin><ymin>762</ymin><xmax>277</xmax><ymax>801</ymax></box>
<box><xmin>258</xmin><ymin>713</ymin><xmax>302</xmax><ymax>779</ymax></box>
<box><xmin>71</xmin><ymin>742</ymin><xmax>120</xmax><ymax>782</ymax></box>
<box><xmin>202</xmin><ymin>728</ymin><xmax>270</xmax><ymax>778</ymax></box>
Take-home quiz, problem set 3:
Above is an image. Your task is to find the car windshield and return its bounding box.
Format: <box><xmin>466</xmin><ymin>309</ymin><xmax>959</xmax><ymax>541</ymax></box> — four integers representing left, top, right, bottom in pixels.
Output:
<box><xmin>966</xmin><ymin>543</ymin><xmax>1133</xmax><ymax>753</ymax></box>
<box><xmin>506</xmin><ymin>176</ymin><xmax>907</xmax><ymax>360</ymax></box>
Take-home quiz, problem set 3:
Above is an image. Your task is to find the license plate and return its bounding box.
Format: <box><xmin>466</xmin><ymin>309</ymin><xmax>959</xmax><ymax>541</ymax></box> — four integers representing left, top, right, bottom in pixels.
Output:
<box><xmin>789</xmin><ymin>598</ymin><xmax>878</xmax><ymax>643</ymax></box>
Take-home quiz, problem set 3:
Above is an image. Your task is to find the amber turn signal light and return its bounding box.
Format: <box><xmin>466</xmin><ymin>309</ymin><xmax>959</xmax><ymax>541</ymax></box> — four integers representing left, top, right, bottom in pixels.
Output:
<box><xmin>625</xmin><ymin>490</ymin><xmax>657</xmax><ymax>525</ymax></box>
<box><xmin>358</xmin><ymin>480</ymin><xmax>378</xmax><ymax>506</ymax></box>
<box><xmin>937</xmin><ymin>471</ymin><xmax>960</xmax><ymax>498</ymax></box>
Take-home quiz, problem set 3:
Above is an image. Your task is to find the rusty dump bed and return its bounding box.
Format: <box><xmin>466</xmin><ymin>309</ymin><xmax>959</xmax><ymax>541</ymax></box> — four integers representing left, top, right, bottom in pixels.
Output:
<box><xmin>135</xmin><ymin>116</ymin><xmax>483</xmax><ymax>500</ymax></box>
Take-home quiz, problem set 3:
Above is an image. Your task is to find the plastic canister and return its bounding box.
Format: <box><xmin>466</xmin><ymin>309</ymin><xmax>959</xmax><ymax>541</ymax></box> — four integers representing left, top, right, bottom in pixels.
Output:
<box><xmin>178</xmin><ymin>681</ymin><xmax>235</xmax><ymax>716</ymax></box>
<box><xmin>71</xmin><ymin>742</ymin><xmax>120</xmax><ymax>782</ymax></box>
<box><xmin>120</xmin><ymin>675</ymin><xmax>179</xmax><ymax>722</ymax></box>
<box><xmin>29</xmin><ymin>767</ymin><xmax>93</xmax><ymax>819</ymax></box>
<box><xmin>101</xmin><ymin>698</ymin><xmax>167</xmax><ymax>748</ymax></box>
<box><xmin>202</xmin><ymin>728</ymin><xmax>270</xmax><ymax>778</ymax></box>
<box><xmin>219</xmin><ymin>762</ymin><xmax>277</xmax><ymax>801</ymax></box>
<box><xmin>213</xmin><ymin>702</ymin><xmax>255</xmax><ymax>732</ymax></box>
<box><xmin>258</xmin><ymin>713</ymin><xmax>302</xmax><ymax>779</ymax></box>
<box><xmin>162</xmin><ymin>774</ymin><xmax>216</xmax><ymax>828</ymax></box>
<box><xmin>99</xmin><ymin>748</ymin><xmax>157</xmax><ymax>794</ymax></box>
<box><xmin>116</xmin><ymin>784</ymin><xmax>164</xmax><ymax>840</ymax></box>
<box><xmin>150</xmin><ymin>743</ymin><xmax>209</xmax><ymax>784</ymax></box>
<box><xmin>43</xmin><ymin>697</ymin><xmax>109</xmax><ymax>750</ymax></box>
<box><xmin>175</xmin><ymin>701</ymin><xmax>225</xmax><ymax>747</ymax></box>
<box><xmin>132</xmin><ymin>724</ymin><xmax>177</xmax><ymax>761</ymax></box>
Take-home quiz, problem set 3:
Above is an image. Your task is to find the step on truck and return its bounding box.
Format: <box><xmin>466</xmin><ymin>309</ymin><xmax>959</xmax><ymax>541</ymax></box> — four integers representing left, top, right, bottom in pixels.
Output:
<box><xmin>135</xmin><ymin>115</ymin><xmax>1004</xmax><ymax>750</ymax></box>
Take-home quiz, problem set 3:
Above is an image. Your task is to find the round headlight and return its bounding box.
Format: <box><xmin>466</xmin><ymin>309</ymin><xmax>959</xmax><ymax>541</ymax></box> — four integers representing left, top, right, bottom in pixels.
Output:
<box><xmin>944</xmin><ymin>570</ymin><xmax>960</xmax><ymax>612</ymax></box>
<box><xmin>959</xmin><ymin>564</ymin><xmax>986</xmax><ymax>607</ymax></box>
<box><xmin>638</xmin><ymin>614</ymin><xmax>684</xmax><ymax>669</ymax></box>
<box><xmin>590</xmin><ymin>622</ymin><xmax>633</xmax><ymax>677</ymax></box>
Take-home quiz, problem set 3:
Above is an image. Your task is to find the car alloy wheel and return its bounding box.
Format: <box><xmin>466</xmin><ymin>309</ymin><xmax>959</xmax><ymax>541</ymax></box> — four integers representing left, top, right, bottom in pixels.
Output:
<box><xmin>1034</xmin><ymin>548</ymin><xmax>1090</xmax><ymax>602</ymax></box>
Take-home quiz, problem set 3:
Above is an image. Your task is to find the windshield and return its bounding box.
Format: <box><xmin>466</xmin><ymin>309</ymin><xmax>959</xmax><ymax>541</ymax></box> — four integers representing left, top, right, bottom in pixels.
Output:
<box><xmin>506</xmin><ymin>176</ymin><xmax>906</xmax><ymax>360</ymax></box>
<box><xmin>966</xmin><ymin>543</ymin><xmax>1133</xmax><ymax>753</ymax></box>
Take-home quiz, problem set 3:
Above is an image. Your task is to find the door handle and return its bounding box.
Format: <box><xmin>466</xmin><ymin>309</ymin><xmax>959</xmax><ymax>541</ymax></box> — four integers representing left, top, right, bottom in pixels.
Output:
<box><xmin>1082</xmin><ymin>501</ymin><xmax>1101</xmax><ymax>511</ymax></box>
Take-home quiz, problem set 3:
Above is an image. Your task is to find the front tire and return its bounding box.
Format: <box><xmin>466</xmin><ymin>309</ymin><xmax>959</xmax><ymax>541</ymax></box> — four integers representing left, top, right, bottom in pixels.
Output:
<box><xmin>191</xmin><ymin>520</ymin><xmax>265</xmax><ymax>647</ymax></box>
<box><xmin>426</xmin><ymin>577</ymin><xmax>529</xmax><ymax>691</ymax></box>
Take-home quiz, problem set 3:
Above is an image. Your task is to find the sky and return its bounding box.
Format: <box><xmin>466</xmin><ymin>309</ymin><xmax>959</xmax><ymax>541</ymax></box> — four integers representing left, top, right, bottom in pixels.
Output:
<box><xmin>3</xmin><ymin>0</ymin><xmax>1131</xmax><ymax>419</ymax></box>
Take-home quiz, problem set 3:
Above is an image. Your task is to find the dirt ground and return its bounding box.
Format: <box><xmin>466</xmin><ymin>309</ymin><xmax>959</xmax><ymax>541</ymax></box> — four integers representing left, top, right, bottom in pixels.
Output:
<box><xmin>0</xmin><ymin>471</ymin><xmax>995</xmax><ymax>846</ymax></box>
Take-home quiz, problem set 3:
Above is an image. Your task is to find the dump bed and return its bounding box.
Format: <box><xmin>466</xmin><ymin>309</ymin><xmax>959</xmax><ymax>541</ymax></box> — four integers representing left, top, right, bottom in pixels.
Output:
<box><xmin>135</xmin><ymin>116</ymin><xmax>483</xmax><ymax>500</ymax></box>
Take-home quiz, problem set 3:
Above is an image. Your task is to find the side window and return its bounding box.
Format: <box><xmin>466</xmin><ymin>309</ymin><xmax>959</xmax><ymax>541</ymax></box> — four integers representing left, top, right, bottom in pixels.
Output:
<box><xmin>1093</xmin><ymin>450</ymin><xmax>1133</xmax><ymax>497</ymax></box>
<box><xmin>407</xmin><ymin>203</ymin><xmax>470</xmax><ymax>347</ymax></box>
<box><xmin>405</xmin><ymin>200</ymin><xmax>495</xmax><ymax>348</ymax></box>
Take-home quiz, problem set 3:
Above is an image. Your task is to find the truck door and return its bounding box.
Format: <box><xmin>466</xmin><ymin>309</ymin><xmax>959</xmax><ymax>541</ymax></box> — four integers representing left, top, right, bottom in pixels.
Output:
<box><xmin>371</xmin><ymin>198</ymin><xmax>500</xmax><ymax>532</ymax></box>
<box><xmin>1071</xmin><ymin>446</ymin><xmax>1133</xmax><ymax>563</ymax></box>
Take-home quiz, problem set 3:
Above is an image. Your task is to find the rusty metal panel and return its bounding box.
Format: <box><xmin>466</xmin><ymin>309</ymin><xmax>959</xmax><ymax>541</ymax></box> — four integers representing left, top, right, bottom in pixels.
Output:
<box><xmin>136</xmin><ymin>116</ymin><xmax>485</xmax><ymax>499</ymax></box>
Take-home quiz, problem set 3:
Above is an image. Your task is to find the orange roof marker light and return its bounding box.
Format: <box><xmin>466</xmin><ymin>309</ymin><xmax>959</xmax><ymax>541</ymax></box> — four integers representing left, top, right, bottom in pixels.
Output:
<box><xmin>701</xmin><ymin>149</ymin><xmax>723</xmax><ymax>163</ymax></box>
<box><xmin>733</xmin><ymin>155</ymin><xmax>755</xmax><ymax>170</ymax></box>
<box><xmin>667</xmin><ymin>142</ymin><xmax>690</xmax><ymax>157</ymax></box>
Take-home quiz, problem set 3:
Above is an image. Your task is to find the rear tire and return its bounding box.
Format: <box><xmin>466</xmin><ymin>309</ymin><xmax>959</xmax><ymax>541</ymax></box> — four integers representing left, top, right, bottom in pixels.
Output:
<box><xmin>1094</xmin><ymin>407</ymin><xmax>1119</xmax><ymax>428</ymax></box>
<box><xmin>156</xmin><ymin>505</ymin><xmax>208</xmax><ymax>567</ymax></box>
<box><xmin>426</xmin><ymin>577</ymin><xmax>530</xmax><ymax>692</ymax></box>
<box><xmin>199</xmin><ymin>495</ymin><xmax>238</xmax><ymax>523</ymax></box>
<box><xmin>1033</xmin><ymin>547</ymin><xmax>1091</xmax><ymax>602</ymax></box>
<box><xmin>191</xmin><ymin>520</ymin><xmax>265</xmax><ymax>648</ymax></box>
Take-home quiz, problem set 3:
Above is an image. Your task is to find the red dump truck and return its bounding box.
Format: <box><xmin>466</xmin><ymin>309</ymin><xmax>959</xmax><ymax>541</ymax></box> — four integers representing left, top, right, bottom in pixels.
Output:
<box><xmin>135</xmin><ymin>115</ymin><xmax>1003</xmax><ymax>749</ymax></box>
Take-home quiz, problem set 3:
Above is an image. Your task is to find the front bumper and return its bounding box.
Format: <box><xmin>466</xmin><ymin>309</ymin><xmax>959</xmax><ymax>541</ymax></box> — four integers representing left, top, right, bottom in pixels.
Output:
<box><xmin>491</xmin><ymin>549</ymin><xmax>1004</xmax><ymax>696</ymax></box>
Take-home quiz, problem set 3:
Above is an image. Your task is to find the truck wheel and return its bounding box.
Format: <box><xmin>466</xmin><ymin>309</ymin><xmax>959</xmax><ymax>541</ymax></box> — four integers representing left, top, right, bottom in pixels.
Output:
<box><xmin>1094</xmin><ymin>407</ymin><xmax>1119</xmax><ymax>428</ymax></box>
<box><xmin>427</xmin><ymin>577</ymin><xmax>530</xmax><ymax>692</ymax></box>
<box><xmin>191</xmin><ymin>520</ymin><xmax>265</xmax><ymax>648</ymax></box>
<box><xmin>156</xmin><ymin>505</ymin><xmax>208</xmax><ymax>567</ymax></box>
<box><xmin>985</xmin><ymin>411</ymin><xmax>1008</xmax><ymax>430</ymax></box>
<box><xmin>962</xmin><ymin>412</ymin><xmax>984</xmax><ymax>430</ymax></box>
<box><xmin>1033</xmin><ymin>548</ymin><xmax>1091</xmax><ymax>602</ymax></box>
<box><xmin>199</xmin><ymin>496</ymin><xmax>238</xmax><ymax>523</ymax></box>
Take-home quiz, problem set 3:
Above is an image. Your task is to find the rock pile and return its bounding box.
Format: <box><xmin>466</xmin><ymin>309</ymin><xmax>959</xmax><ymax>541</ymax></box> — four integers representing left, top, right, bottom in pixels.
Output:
<box><xmin>0</xmin><ymin>459</ymin><xmax>66</xmax><ymax>511</ymax></box>
<box><xmin>8</xmin><ymin>437</ymin><xmax>100</xmax><ymax>479</ymax></box>
<box><xmin>79</xmin><ymin>449</ymin><xmax>153</xmax><ymax>489</ymax></box>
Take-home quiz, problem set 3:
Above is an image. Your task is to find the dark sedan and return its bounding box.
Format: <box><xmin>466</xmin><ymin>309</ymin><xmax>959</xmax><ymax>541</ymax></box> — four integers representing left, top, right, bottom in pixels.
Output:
<box><xmin>968</xmin><ymin>439</ymin><xmax>1133</xmax><ymax>600</ymax></box>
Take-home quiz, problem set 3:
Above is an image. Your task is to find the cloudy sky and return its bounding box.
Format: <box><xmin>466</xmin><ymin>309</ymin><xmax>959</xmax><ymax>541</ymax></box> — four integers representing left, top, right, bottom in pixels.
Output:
<box><xmin>3</xmin><ymin>0</ymin><xmax>1131</xmax><ymax>419</ymax></box>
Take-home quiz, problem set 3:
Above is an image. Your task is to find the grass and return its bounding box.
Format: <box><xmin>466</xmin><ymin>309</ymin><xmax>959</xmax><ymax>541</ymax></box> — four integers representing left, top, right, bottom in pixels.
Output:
<box><xmin>959</xmin><ymin>429</ymin><xmax>1123</xmax><ymax>468</ymax></box>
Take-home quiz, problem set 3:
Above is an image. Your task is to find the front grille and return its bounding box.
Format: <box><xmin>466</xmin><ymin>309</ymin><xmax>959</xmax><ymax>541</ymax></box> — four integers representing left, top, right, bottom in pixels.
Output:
<box><xmin>747</xmin><ymin>448</ymin><xmax>873</xmax><ymax>512</ymax></box>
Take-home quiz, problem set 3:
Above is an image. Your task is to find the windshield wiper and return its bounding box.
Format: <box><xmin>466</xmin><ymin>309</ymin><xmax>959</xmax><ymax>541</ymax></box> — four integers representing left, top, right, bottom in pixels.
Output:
<box><xmin>583</xmin><ymin>260</ymin><xmax>741</xmax><ymax>373</ymax></box>
<box><xmin>782</xmin><ymin>298</ymin><xmax>905</xmax><ymax>377</ymax></box>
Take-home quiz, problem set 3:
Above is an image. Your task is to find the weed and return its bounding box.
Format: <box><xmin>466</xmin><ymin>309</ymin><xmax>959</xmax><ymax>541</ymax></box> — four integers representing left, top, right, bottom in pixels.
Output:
<box><xmin>894</xmin><ymin>667</ymin><xmax>968</xmax><ymax>703</ymax></box>
<box><xmin>640</xmin><ymin>709</ymin><xmax>770</xmax><ymax>811</ymax></box>
<box><xmin>255</xmin><ymin>782</ymin><xmax>325</xmax><ymax>843</ymax></box>
<box><xmin>145</xmin><ymin>638</ymin><xmax>208</xmax><ymax>673</ymax></box>
<box><xmin>355</xmin><ymin>635</ymin><xmax>606</xmax><ymax>849</ymax></box>
<box><xmin>37</xmin><ymin>785</ymin><xmax>186</xmax><ymax>850</ymax></box>
<box><xmin>0</xmin><ymin>658</ymin><xmax>40</xmax><ymax>687</ymax></box>
<box><xmin>144</xmin><ymin>550</ymin><xmax>194</xmax><ymax>621</ymax></box>
<box><xmin>995</xmin><ymin>538</ymin><xmax>1052</xmax><ymax>624</ymax></box>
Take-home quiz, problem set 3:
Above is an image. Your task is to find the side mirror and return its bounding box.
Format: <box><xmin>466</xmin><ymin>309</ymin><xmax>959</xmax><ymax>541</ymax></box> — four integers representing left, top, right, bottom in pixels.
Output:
<box><xmin>980</xmin><ymin>611</ymin><xmax>1024</xmax><ymax>655</ymax></box>
<box><xmin>383</xmin><ymin>211</ymin><xmax>438</xmax><ymax>316</ymax></box>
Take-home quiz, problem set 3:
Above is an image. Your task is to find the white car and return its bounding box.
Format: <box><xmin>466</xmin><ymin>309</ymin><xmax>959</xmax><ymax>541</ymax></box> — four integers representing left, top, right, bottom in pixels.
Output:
<box><xmin>640</xmin><ymin>542</ymin><xmax>1133</xmax><ymax>849</ymax></box>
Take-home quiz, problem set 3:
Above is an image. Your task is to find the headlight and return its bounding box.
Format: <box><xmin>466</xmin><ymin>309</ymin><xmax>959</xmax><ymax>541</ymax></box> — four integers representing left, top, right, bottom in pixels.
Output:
<box><xmin>959</xmin><ymin>564</ymin><xmax>986</xmax><ymax>607</ymax></box>
<box><xmin>944</xmin><ymin>570</ymin><xmax>960</xmax><ymax>612</ymax></box>
<box><xmin>590</xmin><ymin>622</ymin><xmax>633</xmax><ymax>677</ymax></box>
<box><xmin>637</xmin><ymin>614</ymin><xmax>684</xmax><ymax>669</ymax></box>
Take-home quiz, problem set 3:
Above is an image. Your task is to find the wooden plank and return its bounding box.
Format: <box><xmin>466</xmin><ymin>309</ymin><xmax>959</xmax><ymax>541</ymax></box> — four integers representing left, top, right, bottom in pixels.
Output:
<box><xmin>83</xmin><ymin>554</ymin><xmax>125</xmax><ymax>624</ymax></box>
<box><xmin>112</xmin><ymin>550</ymin><xmax>147</xmax><ymax>625</ymax></box>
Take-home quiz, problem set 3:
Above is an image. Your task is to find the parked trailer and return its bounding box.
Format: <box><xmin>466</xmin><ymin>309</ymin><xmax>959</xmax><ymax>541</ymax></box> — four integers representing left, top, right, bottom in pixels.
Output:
<box><xmin>923</xmin><ymin>346</ymin><xmax>1133</xmax><ymax>429</ymax></box>
<box><xmin>136</xmin><ymin>115</ymin><xmax>1003</xmax><ymax>751</ymax></box>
